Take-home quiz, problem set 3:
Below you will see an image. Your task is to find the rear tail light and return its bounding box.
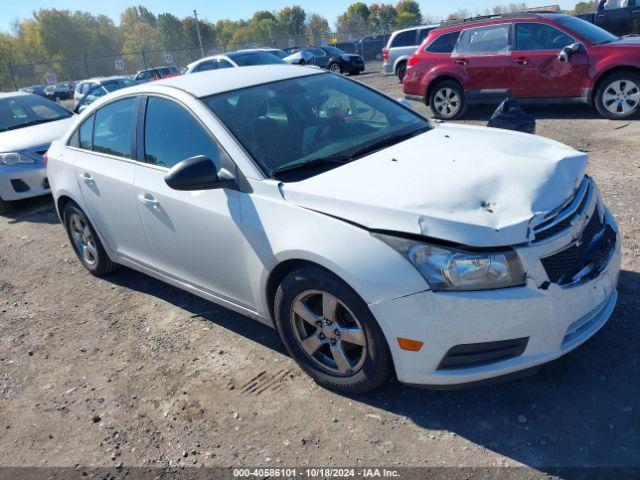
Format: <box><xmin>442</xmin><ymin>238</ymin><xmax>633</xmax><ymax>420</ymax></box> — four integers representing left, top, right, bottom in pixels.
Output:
<box><xmin>43</xmin><ymin>153</ymin><xmax>48</xmax><ymax>166</ymax></box>
<box><xmin>382</xmin><ymin>49</ymin><xmax>389</xmax><ymax>61</ymax></box>
<box><xmin>407</xmin><ymin>54</ymin><xmax>420</xmax><ymax>67</ymax></box>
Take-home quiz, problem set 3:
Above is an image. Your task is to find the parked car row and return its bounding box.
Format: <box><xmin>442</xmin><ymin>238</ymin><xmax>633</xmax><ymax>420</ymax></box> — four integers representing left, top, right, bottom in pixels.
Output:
<box><xmin>400</xmin><ymin>12</ymin><xmax>640</xmax><ymax>120</ymax></box>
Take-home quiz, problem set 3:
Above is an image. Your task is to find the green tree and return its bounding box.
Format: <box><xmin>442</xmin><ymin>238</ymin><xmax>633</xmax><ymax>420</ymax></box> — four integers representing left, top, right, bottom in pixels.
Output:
<box><xmin>337</xmin><ymin>3</ymin><xmax>370</xmax><ymax>33</ymax></box>
<box><xmin>277</xmin><ymin>6</ymin><xmax>307</xmax><ymax>36</ymax></box>
<box><xmin>183</xmin><ymin>16</ymin><xmax>216</xmax><ymax>53</ymax></box>
<box><xmin>156</xmin><ymin>13</ymin><xmax>186</xmax><ymax>50</ymax></box>
<box><xmin>574</xmin><ymin>1</ymin><xmax>597</xmax><ymax>14</ymax></box>
<box><xmin>369</xmin><ymin>4</ymin><xmax>397</xmax><ymax>32</ymax></box>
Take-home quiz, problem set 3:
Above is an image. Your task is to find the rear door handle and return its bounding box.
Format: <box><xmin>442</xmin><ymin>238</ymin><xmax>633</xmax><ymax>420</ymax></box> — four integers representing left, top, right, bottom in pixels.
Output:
<box><xmin>514</xmin><ymin>57</ymin><xmax>528</xmax><ymax>65</ymax></box>
<box><xmin>78</xmin><ymin>172</ymin><xmax>93</xmax><ymax>182</ymax></box>
<box><xmin>455</xmin><ymin>58</ymin><xmax>469</xmax><ymax>65</ymax></box>
<box><xmin>138</xmin><ymin>193</ymin><xmax>159</xmax><ymax>206</ymax></box>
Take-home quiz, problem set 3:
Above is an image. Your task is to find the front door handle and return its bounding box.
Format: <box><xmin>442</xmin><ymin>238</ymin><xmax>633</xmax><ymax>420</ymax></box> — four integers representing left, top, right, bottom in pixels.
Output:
<box><xmin>138</xmin><ymin>193</ymin><xmax>159</xmax><ymax>206</ymax></box>
<box><xmin>455</xmin><ymin>58</ymin><xmax>469</xmax><ymax>66</ymax></box>
<box><xmin>514</xmin><ymin>57</ymin><xmax>528</xmax><ymax>65</ymax></box>
<box><xmin>78</xmin><ymin>172</ymin><xmax>93</xmax><ymax>182</ymax></box>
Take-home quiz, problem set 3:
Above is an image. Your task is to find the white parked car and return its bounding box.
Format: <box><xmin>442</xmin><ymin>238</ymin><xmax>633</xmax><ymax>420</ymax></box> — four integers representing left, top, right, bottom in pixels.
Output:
<box><xmin>74</xmin><ymin>77</ymin><xmax>137</xmax><ymax>110</ymax></box>
<box><xmin>0</xmin><ymin>92</ymin><xmax>74</xmax><ymax>213</ymax></box>
<box><xmin>185</xmin><ymin>49</ymin><xmax>287</xmax><ymax>74</ymax></box>
<box><xmin>47</xmin><ymin>66</ymin><xmax>620</xmax><ymax>393</ymax></box>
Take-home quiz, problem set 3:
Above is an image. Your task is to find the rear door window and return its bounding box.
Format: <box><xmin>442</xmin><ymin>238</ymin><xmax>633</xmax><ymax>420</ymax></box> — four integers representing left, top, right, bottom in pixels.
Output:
<box><xmin>92</xmin><ymin>98</ymin><xmax>136</xmax><ymax>158</ymax></box>
<box><xmin>426</xmin><ymin>31</ymin><xmax>461</xmax><ymax>53</ymax></box>
<box><xmin>196</xmin><ymin>61</ymin><xmax>217</xmax><ymax>72</ymax></box>
<box><xmin>455</xmin><ymin>24</ymin><xmax>510</xmax><ymax>54</ymax></box>
<box><xmin>391</xmin><ymin>29</ymin><xmax>417</xmax><ymax>48</ymax></box>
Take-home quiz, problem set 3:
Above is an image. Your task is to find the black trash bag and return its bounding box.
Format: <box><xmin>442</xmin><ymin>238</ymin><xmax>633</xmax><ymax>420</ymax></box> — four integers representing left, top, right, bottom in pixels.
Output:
<box><xmin>487</xmin><ymin>97</ymin><xmax>536</xmax><ymax>134</ymax></box>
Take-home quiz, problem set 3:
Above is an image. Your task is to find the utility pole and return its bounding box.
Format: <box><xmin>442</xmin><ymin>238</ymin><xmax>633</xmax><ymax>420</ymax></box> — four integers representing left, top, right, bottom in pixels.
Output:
<box><xmin>193</xmin><ymin>9</ymin><xmax>205</xmax><ymax>57</ymax></box>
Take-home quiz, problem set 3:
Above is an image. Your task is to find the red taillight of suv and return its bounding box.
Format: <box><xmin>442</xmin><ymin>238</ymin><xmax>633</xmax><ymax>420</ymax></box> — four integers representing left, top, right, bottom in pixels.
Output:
<box><xmin>382</xmin><ymin>49</ymin><xmax>389</xmax><ymax>61</ymax></box>
<box><xmin>43</xmin><ymin>153</ymin><xmax>48</xmax><ymax>167</ymax></box>
<box><xmin>407</xmin><ymin>54</ymin><xmax>420</xmax><ymax>67</ymax></box>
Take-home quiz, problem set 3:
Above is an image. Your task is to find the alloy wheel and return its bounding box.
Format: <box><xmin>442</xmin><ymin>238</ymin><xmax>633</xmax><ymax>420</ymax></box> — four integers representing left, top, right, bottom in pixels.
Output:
<box><xmin>433</xmin><ymin>87</ymin><xmax>461</xmax><ymax>118</ymax></box>
<box><xmin>330</xmin><ymin>63</ymin><xmax>342</xmax><ymax>73</ymax></box>
<box><xmin>290</xmin><ymin>290</ymin><xmax>367</xmax><ymax>376</ymax></box>
<box><xmin>69</xmin><ymin>212</ymin><xmax>98</xmax><ymax>266</ymax></box>
<box><xmin>602</xmin><ymin>79</ymin><xmax>640</xmax><ymax>116</ymax></box>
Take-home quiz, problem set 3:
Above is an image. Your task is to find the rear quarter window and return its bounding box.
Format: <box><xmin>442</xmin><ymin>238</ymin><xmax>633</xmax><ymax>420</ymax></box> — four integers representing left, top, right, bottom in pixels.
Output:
<box><xmin>426</xmin><ymin>31</ymin><xmax>461</xmax><ymax>53</ymax></box>
<box><xmin>391</xmin><ymin>30</ymin><xmax>418</xmax><ymax>48</ymax></box>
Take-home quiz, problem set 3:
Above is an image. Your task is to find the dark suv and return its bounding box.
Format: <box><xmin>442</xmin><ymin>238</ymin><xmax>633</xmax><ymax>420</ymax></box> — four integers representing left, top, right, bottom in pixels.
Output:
<box><xmin>403</xmin><ymin>13</ymin><xmax>640</xmax><ymax>120</ymax></box>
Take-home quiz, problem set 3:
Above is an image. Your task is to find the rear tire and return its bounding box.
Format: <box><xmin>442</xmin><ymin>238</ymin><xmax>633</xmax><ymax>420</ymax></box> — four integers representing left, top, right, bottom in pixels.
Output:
<box><xmin>595</xmin><ymin>71</ymin><xmax>640</xmax><ymax>120</ymax></box>
<box><xmin>63</xmin><ymin>201</ymin><xmax>118</xmax><ymax>276</ymax></box>
<box><xmin>397</xmin><ymin>62</ymin><xmax>407</xmax><ymax>82</ymax></box>
<box><xmin>429</xmin><ymin>80</ymin><xmax>466</xmax><ymax>120</ymax></box>
<box><xmin>274</xmin><ymin>267</ymin><xmax>393</xmax><ymax>395</ymax></box>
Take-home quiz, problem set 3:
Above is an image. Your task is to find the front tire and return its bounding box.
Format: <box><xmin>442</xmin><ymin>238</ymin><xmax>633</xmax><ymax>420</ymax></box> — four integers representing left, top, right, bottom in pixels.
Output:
<box><xmin>0</xmin><ymin>197</ymin><xmax>11</xmax><ymax>215</ymax></box>
<box><xmin>329</xmin><ymin>62</ymin><xmax>342</xmax><ymax>74</ymax></box>
<box><xmin>595</xmin><ymin>72</ymin><xmax>640</xmax><ymax>120</ymax></box>
<box><xmin>63</xmin><ymin>201</ymin><xmax>118</xmax><ymax>276</ymax></box>
<box><xmin>274</xmin><ymin>267</ymin><xmax>393</xmax><ymax>395</ymax></box>
<box><xmin>429</xmin><ymin>80</ymin><xmax>466</xmax><ymax>120</ymax></box>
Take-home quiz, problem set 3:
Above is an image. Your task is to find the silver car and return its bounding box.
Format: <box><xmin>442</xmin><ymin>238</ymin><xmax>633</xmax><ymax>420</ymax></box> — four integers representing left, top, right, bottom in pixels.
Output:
<box><xmin>0</xmin><ymin>92</ymin><xmax>74</xmax><ymax>213</ymax></box>
<box><xmin>383</xmin><ymin>24</ymin><xmax>439</xmax><ymax>81</ymax></box>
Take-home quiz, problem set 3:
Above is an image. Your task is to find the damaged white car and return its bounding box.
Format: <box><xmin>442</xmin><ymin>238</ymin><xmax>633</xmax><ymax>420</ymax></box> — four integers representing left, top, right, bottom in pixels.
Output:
<box><xmin>46</xmin><ymin>66</ymin><xmax>621</xmax><ymax>394</ymax></box>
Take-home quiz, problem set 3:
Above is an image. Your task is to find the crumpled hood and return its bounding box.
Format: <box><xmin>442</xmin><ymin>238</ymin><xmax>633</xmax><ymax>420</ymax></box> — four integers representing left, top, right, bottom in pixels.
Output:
<box><xmin>0</xmin><ymin>117</ymin><xmax>74</xmax><ymax>153</ymax></box>
<box><xmin>281</xmin><ymin>123</ymin><xmax>588</xmax><ymax>247</ymax></box>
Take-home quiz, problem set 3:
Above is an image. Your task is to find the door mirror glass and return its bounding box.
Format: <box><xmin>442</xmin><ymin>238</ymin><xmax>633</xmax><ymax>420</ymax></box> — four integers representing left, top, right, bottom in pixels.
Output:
<box><xmin>164</xmin><ymin>155</ymin><xmax>235</xmax><ymax>191</ymax></box>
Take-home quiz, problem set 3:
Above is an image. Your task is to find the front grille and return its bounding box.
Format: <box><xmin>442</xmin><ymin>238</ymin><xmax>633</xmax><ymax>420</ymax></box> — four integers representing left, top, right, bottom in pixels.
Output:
<box><xmin>540</xmin><ymin>212</ymin><xmax>615</xmax><ymax>286</ymax></box>
<box><xmin>437</xmin><ymin>338</ymin><xmax>529</xmax><ymax>370</ymax></box>
<box><xmin>533</xmin><ymin>177</ymin><xmax>591</xmax><ymax>243</ymax></box>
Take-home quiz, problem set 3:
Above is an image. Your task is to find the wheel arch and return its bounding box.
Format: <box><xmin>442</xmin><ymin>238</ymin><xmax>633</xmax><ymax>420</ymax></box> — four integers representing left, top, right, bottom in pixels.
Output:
<box><xmin>393</xmin><ymin>55</ymin><xmax>410</xmax><ymax>74</ymax></box>
<box><xmin>425</xmin><ymin>75</ymin><xmax>465</xmax><ymax>103</ymax></box>
<box><xmin>592</xmin><ymin>65</ymin><xmax>640</xmax><ymax>103</ymax></box>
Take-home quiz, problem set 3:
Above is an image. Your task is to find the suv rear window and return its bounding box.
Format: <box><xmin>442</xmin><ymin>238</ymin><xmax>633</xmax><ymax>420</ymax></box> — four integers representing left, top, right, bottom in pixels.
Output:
<box><xmin>391</xmin><ymin>30</ymin><xmax>417</xmax><ymax>48</ymax></box>
<box><xmin>426</xmin><ymin>31</ymin><xmax>461</xmax><ymax>53</ymax></box>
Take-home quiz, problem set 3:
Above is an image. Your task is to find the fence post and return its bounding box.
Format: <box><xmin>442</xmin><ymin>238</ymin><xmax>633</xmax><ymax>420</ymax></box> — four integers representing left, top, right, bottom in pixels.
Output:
<box><xmin>7</xmin><ymin>58</ymin><xmax>18</xmax><ymax>90</ymax></box>
<box><xmin>83</xmin><ymin>53</ymin><xmax>90</xmax><ymax>77</ymax></box>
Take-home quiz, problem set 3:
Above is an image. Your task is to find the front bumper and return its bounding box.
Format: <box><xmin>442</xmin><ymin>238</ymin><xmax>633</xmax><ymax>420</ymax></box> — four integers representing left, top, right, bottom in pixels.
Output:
<box><xmin>0</xmin><ymin>163</ymin><xmax>50</xmax><ymax>201</ymax></box>
<box><xmin>370</xmin><ymin>212</ymin><xmax>621</xmax><ymax>387</ymax></box>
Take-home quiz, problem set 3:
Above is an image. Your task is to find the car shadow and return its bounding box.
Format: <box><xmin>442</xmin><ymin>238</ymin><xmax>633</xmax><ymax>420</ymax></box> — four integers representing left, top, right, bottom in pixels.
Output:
<box><xmin>462</xmin><ymin>103</ymin><xmax>603</xmax><ymax>121</ymax></box>
<box><xmin>2</xmin><ymin>195</ymin><xmax>59</xmax><ymax>225</ymax></box>
<box><xmin>104</xmin><ymin>263</ymin><xmax>639</xmax><ymax>473</ymax></box>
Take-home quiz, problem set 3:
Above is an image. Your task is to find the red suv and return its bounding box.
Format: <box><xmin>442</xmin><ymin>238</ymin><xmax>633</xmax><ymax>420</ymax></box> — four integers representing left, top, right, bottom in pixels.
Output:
<box><xmin>403</xmin><ymin>13</ymin><xmax>640</xmax><ymax>120</ymax></box>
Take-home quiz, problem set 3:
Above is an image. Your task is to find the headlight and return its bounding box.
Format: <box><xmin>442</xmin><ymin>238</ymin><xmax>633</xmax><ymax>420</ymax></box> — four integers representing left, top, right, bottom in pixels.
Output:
<box><xmin>373</xmin><ymin>233</ymin><xmax>525</xmax><ymax>291</ymax></box>
<box><xmin>0</xmin><ymin>153</ymin><xmax>38</xmax><ymax>166</ymax></box>
<box><xmin>341</xmin><ymin>55</ymin><xmax>351</xmax><ymax>61</ymax></box>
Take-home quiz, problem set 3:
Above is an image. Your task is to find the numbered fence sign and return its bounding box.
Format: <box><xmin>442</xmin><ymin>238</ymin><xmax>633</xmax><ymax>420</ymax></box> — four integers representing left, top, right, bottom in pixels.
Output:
<box><xmin>114</xmin><ymin>59</ymin><xmax>124</xmax><ymax>71</ymax></box>
<box><xmin>165</xmin><ymin>54</ymin><xmax>173</xmax><ymax>65</ymax></box>
<box><xmin>288</xmin><ymin>38</ymin><xmax>295</xmax><ymax>48</ymax></box>
<box><xmin>44</xmin><ymin>72</ymin><xmax>57</xmax><ymax>85</ymax></box>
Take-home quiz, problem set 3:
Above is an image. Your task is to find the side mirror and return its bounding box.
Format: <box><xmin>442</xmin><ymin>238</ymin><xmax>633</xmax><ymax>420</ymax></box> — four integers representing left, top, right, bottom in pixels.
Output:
<box><xmin>164</xmin><ymin>155</ymin><xmax>235</xmax><ymax>191</ymax></box>
<box><xmin>558</xmin><ymin>42</ymin><xmax>582</xmax><ymax>63</ymax></box>
<box><xmin>397</xmin><ymin>98</ymin><xmax>413</xmax><ymax>110</ymax></box>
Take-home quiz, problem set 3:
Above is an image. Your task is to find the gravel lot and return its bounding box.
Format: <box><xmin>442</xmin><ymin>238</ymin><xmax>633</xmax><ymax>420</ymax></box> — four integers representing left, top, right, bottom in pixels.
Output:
<box><xmin>1</xmin><ymin>64</ymin><xmax>639</xmax><ymax>477</ymax></box>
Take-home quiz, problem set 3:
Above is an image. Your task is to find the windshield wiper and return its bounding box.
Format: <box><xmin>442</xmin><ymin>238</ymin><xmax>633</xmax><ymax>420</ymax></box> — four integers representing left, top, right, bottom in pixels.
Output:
<box><xmin>271</xmin><ymin>126</ymin><xmax>429</xmax><ymax>178</ymax></box>
<box><xmin>271</xmin><ymin>155</ymin><xmax>352</xmax><ymax>176</ymax></box>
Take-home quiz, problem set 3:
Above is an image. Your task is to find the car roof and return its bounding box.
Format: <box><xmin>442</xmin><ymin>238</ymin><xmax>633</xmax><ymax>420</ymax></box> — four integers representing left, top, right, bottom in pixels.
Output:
<box><xmin>391</xmin><ymin>23</ymin><xmax>439</xmax><ymax>35</ymax></box>
<box><xmin>0</xmin><ymin>91</ymin><xmax>28</xmax><ymax>99</ymax></box>
<box><xmin>130</xmin><ymin>64</ymin><xmax>324</xmax><ymax>98</ymax></box>
<box><xmin>438</xmin><ymin>12</ymin><xmax>563</xmax><ymax>29</ymax></box>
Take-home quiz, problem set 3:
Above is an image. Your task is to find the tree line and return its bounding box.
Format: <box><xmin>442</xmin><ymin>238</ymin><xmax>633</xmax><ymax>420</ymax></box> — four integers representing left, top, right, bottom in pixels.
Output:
<box><xmin>1</xmin><ymin>1</ymin><xmax>598</xmax><ymax>89</ymax></box>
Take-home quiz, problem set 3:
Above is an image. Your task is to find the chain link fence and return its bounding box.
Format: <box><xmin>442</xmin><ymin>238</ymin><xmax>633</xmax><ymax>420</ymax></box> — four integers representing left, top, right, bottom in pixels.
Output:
<box><xmin>1</xmin><ymin>29</ymin><xmax>391</xmax><ymax>91</ymax></box>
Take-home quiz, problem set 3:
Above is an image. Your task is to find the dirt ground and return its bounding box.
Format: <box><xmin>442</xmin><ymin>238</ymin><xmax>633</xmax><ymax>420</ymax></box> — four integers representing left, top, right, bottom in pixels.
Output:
<box><xmin>1</xmin><ymin>64</ymin><xmax>639</xmax><ymax>477</ymax></box>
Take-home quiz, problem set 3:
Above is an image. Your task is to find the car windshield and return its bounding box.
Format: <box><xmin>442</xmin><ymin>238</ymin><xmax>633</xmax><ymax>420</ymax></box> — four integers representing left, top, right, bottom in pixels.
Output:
<box><xmin>323</xmin><ymin>46</ymin><xmax>346</xmax><ymax>56</ymax></box>
<box><xmin>0</xmin><ymin>94</ymin><xmax>72</xmax><ymax>132</ymax></box>
<box><xmin>103</xmin><ymin>79</ymin><xmax>136</xmax><ymax>91</ymax></box>
<box><xmin>203</xmin><ymin>73</ymin><xmax>431</xmax><ymax>180</ymax></box>
<box><xmin>551</xmin><ymin>15</ymin><xmax>619</xmax><ymax>45</ymax></box>
<box><xmin>228</xmin><ymin>52</ymin><xmax>287</xmax><ymax>66</ymax></box>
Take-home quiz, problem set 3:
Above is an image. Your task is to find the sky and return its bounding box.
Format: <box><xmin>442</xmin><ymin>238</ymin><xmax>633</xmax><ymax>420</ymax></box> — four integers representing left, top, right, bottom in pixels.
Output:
<box><xmin>1</xmin><ymin>0</ymin><xmax>577</xmax><ymax>33</ymax></box>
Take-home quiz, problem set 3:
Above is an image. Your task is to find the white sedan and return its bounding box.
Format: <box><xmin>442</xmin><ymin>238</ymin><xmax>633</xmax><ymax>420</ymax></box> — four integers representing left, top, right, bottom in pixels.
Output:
<box><xmin>0</xmin><ymin>92</ymin><xmax>74</xmax><ymax>213</ymax></box>
<box><xmin>184</xmin><ymin>49</ymin><xmax>287</xmax><ymax>74</ymax></box>
<box><xmin>46</xmin><ymin>66</ymin><xmax>620</xmax><ymax>393</ymax></box>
